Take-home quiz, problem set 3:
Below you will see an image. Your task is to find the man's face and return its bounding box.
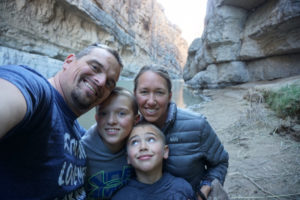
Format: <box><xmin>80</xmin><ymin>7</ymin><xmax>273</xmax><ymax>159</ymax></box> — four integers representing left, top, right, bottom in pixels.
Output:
<box><xmin>61</xmin><ymin>48</ymin><xmax>121</xmax><ymax>115</ymax></box>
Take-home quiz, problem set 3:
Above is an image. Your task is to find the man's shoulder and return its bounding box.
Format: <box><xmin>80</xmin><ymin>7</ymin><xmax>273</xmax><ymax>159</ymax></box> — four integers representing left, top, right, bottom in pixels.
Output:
<box><xmin>0</xmin><ymin>65</ymin><xmax>49</xmax><ymax>90</ymax></box>
<box><xmin>0</xmin><ymin>65</ymin><xmax>43</xmax><ymax>77</ymax></box>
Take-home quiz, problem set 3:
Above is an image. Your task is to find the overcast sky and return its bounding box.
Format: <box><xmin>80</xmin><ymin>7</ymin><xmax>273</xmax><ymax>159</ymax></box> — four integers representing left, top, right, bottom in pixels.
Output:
<box><xmin>157</xmin><ymin>0</ymin><xmax>208</xmax><ymax>45</ymax></box>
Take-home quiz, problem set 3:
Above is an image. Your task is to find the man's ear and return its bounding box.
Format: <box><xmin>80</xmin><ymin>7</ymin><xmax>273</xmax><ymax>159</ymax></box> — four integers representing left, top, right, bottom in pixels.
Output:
<box><xmin>163</xmin><ymin>145</ymin><xmax>169</xmax><ymax>159</ymax></box>
<box><xmin>63</xmin><ymin>54</ymin><xmax>75</xmax><ymax>69</ymax></box>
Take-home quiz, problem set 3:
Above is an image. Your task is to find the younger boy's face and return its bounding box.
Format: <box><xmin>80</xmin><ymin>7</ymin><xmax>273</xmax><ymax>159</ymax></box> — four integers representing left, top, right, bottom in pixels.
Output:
<box><xmin>96</xmin><ymin>94</ymin><xmax>137</xmax><ymax>150</ymax></box>
<box><xmin>127</xmin><ymin>126</ymin><xmax>169</xmax><ymax>174</ymax></box>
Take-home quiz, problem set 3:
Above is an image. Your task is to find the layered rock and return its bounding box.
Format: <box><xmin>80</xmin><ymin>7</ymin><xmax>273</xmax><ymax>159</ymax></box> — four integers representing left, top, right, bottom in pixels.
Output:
<box><xmin>0</xmin><ymin>0</ymin><xmax>187</xmax><ymax>78</ymax></box>
<box><xmin>184</xmin><ymin>0</ymin><xmax>300</xmax><ymax>89</ymax></box>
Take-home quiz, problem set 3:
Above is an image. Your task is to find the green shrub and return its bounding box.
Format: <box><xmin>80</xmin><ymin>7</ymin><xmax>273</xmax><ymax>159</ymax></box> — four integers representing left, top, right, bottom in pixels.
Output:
<box><xmin>263</xmin><ymin>84</ymin><xmax>300</xmax><ymax>119</ymax></box>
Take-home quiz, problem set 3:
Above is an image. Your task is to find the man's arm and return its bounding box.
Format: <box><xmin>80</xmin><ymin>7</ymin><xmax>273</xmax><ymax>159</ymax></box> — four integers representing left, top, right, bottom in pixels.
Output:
<box><xmin>0</xmin><ymin>78</ymin><xmax>27</xmax><ymax>139</ymax></box>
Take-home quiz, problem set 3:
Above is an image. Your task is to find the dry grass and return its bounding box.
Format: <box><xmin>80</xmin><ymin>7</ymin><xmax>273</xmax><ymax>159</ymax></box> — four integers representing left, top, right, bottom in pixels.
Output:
<box><xmin>236</xmin><ymin>88</ymin><xmax>274</xmax><ymax>128</ymax></box>
<box><xmin>233</xmin><ymin>87</ymin><xmax>300</xmax><ymax>142</ymax></box>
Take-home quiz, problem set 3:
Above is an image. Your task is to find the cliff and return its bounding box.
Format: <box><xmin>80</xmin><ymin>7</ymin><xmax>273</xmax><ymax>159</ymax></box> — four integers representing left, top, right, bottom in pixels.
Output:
<box><xmin>0</xmin><ymin>0</ymin><xmax>187</xmax><ymax>79</ymax></box>
<box><xmin>183</xmin><ymin>0</ymin><xmax>300</xmax><ymax>89</ymax></box>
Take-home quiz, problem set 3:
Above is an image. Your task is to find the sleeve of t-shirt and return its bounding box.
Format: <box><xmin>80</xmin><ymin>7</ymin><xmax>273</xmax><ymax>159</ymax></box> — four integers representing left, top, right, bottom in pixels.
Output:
<box><xmin>0</xmin><ymin>65</ymin><xmax>52</xmax><ymax>135</ymax></box>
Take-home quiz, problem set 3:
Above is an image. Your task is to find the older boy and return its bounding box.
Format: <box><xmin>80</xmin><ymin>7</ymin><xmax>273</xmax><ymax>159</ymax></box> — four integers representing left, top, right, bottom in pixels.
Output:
<box><xmin>82</xmin><ymin>87</ymin><xmax>139</xmax><ymax>199</ymax></box>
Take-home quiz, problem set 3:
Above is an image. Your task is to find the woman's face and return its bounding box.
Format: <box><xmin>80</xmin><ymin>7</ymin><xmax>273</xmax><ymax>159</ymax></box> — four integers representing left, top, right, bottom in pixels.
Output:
<box><xmin>134</xmin><ymin>71</ymin><xmax>172</xmax><ymax>128</ymax></box>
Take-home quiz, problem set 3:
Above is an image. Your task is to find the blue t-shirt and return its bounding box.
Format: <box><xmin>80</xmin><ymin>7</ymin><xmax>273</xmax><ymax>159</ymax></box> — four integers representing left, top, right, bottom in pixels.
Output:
<box><xmin>112</xmin><ymin>173</ymin><xmax>197</xmax><ymax>200</ymax></box>
<box><xmin>0</xmin><ymin>65</ymin><xmax>87</xmax><ymax>199</ymax></box>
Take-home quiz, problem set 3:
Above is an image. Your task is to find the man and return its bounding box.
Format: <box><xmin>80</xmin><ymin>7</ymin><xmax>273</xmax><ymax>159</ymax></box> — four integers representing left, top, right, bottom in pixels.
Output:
<box><xmin>0</xmin><ymin>43</ymin><xmax>123</xmax><ymax>199</ymax></box>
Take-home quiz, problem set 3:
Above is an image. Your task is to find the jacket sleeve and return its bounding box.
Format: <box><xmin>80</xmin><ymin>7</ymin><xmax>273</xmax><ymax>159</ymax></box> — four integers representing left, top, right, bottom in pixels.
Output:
<box><xmin>199</xmin><ymin>116</ymin><xmax>229</xmax><ymax>186</ymax></box>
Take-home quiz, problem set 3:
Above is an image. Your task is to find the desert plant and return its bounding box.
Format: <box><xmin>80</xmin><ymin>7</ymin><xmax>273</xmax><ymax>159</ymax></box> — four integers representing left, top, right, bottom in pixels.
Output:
<box><xmin>263</xmin><ymin>84</ymin><xmax>300</xmax><ymax>119</ymax></box>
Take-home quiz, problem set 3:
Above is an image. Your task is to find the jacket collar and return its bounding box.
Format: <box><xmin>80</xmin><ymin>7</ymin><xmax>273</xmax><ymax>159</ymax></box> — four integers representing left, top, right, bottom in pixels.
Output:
<box><xmin>161</xmin><ymin>102</ymin><xmax>177</xmax><ymax>132</ymax></box>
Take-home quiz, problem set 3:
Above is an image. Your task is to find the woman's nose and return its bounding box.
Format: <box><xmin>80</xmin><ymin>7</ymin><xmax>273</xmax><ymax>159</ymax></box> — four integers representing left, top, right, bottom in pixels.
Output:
<box><xmin>147</xmin><ymin>93</ymin><xmax>156</xmax><ymax>105</ymax></box>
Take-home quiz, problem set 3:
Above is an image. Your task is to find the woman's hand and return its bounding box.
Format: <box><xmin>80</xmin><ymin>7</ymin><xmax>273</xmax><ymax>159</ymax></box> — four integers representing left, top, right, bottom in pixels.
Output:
<box><xmin>197</xmin><ymin>185</ymin><xmax>211</xmax><ymax>200</ymax></box>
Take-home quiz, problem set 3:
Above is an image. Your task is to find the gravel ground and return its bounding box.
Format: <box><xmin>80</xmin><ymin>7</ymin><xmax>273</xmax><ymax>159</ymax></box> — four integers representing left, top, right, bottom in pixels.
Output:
<box><xmin>189</xmin><ymin>76</ymin><xmax>300</xmax><ymax>200</ymax></box>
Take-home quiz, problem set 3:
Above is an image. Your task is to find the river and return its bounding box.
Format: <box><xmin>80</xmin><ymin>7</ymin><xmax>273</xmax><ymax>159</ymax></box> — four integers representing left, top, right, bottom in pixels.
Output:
<box><xmin>78</xmin><ymin>79</ymin><xmax>207</xmax><ymax>129</ymax></box>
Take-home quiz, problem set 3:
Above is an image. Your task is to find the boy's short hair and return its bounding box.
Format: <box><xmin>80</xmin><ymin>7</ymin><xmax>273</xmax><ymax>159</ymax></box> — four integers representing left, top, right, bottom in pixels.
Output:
<box><xmin>96</xmin><ymin>87</ymin><xmax>138</xmax><ymax>115</ymax></box>
<box><xmin>130</xmin><ymin>122</ymin><xmax>166</xmax><ymax>145</ymax></box>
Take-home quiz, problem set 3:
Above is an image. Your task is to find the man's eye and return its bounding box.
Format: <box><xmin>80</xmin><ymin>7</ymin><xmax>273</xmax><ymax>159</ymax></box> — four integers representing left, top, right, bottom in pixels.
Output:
<box><xmin>90</xmin><ymin>64</ymin><xmax>98</xmax><ymax>71</ymax></box>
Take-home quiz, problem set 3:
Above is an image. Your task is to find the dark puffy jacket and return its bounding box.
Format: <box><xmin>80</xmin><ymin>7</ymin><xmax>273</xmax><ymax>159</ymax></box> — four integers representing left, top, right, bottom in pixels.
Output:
<box><xmin>161</xmin><ymin>102</ymin><xmax>229</xmax><ymax>191</ymax></box>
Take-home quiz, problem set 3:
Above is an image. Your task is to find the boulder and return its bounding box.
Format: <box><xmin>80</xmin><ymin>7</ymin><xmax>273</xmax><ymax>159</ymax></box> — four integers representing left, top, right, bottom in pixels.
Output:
<box><xmin>184</xmin><ymin>0</ymin><xmax>300</xmax><ymax>89</ymax></box>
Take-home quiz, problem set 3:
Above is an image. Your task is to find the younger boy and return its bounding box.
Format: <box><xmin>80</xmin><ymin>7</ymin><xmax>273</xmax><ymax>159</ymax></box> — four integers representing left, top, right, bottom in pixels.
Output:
<box><xmin>112</xmin><ymin>122</ymin><xmax>197</xmax><ymax>200</ymax></box>
<box><xmin>82</xmin><ymin>87</ymin><xmax>140</xmax><ymax>199</ymax></box>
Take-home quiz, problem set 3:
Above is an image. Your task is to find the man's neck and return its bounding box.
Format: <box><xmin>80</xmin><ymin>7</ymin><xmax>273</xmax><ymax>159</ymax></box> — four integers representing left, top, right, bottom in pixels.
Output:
<box><xmin>48</xmin><ymin>75</ymin><xmax>62</xmax><ymax>94</ymax></box>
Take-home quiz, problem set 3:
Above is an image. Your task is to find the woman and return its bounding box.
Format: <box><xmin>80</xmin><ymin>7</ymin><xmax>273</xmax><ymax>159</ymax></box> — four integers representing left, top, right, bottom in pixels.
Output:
<box><xmin>133</xmin><ymin>65</ymin><xmax>229</xmax><ymax>200</ymax></box>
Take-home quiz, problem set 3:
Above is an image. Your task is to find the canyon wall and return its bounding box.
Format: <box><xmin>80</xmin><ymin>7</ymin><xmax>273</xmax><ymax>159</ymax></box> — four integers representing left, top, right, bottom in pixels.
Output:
<box><xmin>183</xmin><ymin>0</ymin><xmax>300</xmax><ymax>89</ymax></box>
<box><xmin>0</xmin><ymin>0</ymin><xmax>187</xmax><ymax>79</ymax></box>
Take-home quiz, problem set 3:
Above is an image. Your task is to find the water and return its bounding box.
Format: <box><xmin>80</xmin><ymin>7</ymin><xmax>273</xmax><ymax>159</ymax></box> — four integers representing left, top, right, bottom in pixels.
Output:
<box><xmin>78</xmin><ymin>79</ymin><xmax>207</xmax><ymax>129</ymax></box>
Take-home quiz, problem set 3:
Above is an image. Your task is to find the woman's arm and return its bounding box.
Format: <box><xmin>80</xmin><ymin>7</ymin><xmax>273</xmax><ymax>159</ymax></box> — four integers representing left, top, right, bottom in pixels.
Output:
<box><xmin>200</xmin><ymin>118</ymin><xmax>229</xmax><ymax>185</ymax></box>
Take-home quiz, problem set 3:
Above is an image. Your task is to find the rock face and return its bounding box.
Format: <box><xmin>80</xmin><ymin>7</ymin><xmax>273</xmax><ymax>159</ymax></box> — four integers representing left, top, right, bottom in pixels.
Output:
<box><xmin>0</xmin><ymin>0</ymin><xmax>187</xmax><ymax>78</ymax></box>
<box><xmin>183</xmin><ymin>0</ymin><xmax>300</xmax><ymax>89</ymax></box>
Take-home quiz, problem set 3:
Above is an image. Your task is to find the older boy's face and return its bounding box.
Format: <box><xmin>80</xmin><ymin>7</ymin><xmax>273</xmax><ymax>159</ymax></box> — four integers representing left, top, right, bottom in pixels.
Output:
<box><xmin>96</xmin><ymin>94</ymin><xmax>136</xmax><ymax>150</ymax></box>
<box><xmin>127</xmin><ymin>126</ymin><xmax>168</xmax><ymax>174</ymax></box>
